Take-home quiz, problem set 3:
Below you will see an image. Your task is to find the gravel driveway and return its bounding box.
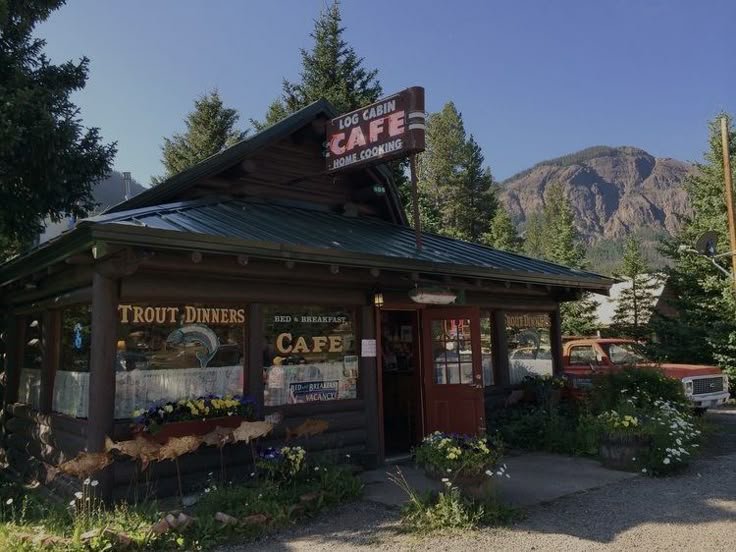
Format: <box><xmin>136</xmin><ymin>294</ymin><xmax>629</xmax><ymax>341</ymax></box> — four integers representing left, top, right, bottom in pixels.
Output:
<box><xmin>223</xmin><ymin>408</ymin><xmax>736</xmax><ymax>552</ymax></box>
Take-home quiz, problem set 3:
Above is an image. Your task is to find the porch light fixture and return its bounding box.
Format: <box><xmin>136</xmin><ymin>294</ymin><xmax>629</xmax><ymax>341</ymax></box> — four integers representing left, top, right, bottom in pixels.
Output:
<box><xmin>409</xmin><ymin>286</ymin><xmax>457</xmax><ymax>305</ymax></box>
<box><xmin>373</xmin><ymin>292</ymin><xmax>384</xmax><ymax>308</ymax></box>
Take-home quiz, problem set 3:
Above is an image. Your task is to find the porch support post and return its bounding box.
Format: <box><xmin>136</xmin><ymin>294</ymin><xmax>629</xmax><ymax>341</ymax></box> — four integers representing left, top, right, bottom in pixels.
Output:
<box><xmin>3</xmin><ymin>314</ymin><xmax>23</xmax><ymax>409</ymax></box>
<box><xmin>39</xmin><ymin>310</ymin><xmax>60</xmax><ymax>414</ymax></box>
<box><xmin>247</xmin><ymin>304</ymin><xmax>264</xmax><ymax>413</ymax></box>
<box><xmin>550</xmin><ymin>306</ymin><xmax>563</xmax><ymax>377</ymax></box>
<box><xmin>492</xmin><ymin>310</ymin><xmax>510</xmax><ymax>387</ymax></box>
<box><xmin>86</xmin><ymin>271</ymin><xmax>119</xmax><ymax>499</ymax></box>
<box><xmin>360</xmin><ymin>306</ymin><xmax>380</xmax><ymax>468</ymax></box>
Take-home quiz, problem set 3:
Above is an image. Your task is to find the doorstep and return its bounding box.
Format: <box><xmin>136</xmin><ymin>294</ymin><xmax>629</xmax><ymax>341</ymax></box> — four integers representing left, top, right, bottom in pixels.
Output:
<box><xmin>360</xmin><ymin>452</ymin><xmax>638</xmax><ymax>509</ymax></box>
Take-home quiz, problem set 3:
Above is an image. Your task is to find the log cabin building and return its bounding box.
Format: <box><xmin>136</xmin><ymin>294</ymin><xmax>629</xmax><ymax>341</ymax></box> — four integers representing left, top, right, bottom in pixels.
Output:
<box><xmin>0</xmin><ymin>100</ymin><xmax>613</xmax><ymax>498</ymax></box>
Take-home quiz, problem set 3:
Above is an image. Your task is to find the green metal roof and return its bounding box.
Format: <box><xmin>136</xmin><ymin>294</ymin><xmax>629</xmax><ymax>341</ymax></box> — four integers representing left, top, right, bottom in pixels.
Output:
<box><xmin>81</xmin><ymin>198</ymin><xmax>611</xmax><ymax>290</ymax></box>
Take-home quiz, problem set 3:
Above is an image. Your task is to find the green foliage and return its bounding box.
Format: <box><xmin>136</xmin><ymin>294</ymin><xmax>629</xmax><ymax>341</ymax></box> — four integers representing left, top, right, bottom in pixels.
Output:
<box><xmin>611</xmin><ymin>237</ymin><xmax>661</xmax><ymax>339</ymax></box>
<box><xmin>255</xmin><ymin>446</ymin><xmax>307</xmax><ymax>483</ymax></box>
<box><xmin>649</xmin><ymin>114</ymin><xmax>736</xmax><ymax>395</ymax></box>
<box><xmin>155</xmin><ymin>90</ymin><xmax>245</xmax><ymax>184</ymax></box>
<box><xmin>413</xmin><ymin>432</ymin><xmax>504</xmax><ymax>477</ymax></box>
<box><xmin>484</xmin><ymin>208</ymin><xmax>522</xmax><ymax>252</ymax></box>
<box><xmin>586</xmin><ymin>229</ymin><xmax>670</xmax><ymax>276</ymax></box>
<box><xmin>590</xmin><ymin>367</ymin><xmax>688</xmax><ymax>411</ymax></box>
<box><xmin>391</xmin><ymin>469</ymin><xmax>519</xmax><ymax>534</ymax></box>
<box><xmin>417</xmin><ymin>103</ymin><xmax>498</xmax><ymax>241</ymax></box>
<box><xmin>0</xmin><ymin>461</ymin><xmax>361</xmax><ymax>550</ymax></box>
<box><xmin>254</xmin><ymin>1</ymin><xmax>382</xmax><ymax>130</ymax></box>
<box><xmin>0</xmin><ymin>0</ymin><xmax>116</xmax><ymax>253</ymax></box>
<box><xmin>521</xmin><ymin>213</ymin><xmax>545</xmax><ymax>258</ymax></box>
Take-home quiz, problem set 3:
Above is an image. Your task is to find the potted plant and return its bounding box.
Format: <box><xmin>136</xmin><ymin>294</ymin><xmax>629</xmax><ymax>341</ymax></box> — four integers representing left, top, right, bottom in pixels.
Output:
<box><xmin>131</xmin><ymin>394</ymin><xmax>257</xmax><ymax>443</ymax></box>
<box><xmin>413</xmin><ymin>432</ymin><xmax>506</xmax><ymax>501</ymax></box>
<box><xmin>596</xmin><ymin>409</ymin><xmax>650</xmax><ymax>471</ymax></box>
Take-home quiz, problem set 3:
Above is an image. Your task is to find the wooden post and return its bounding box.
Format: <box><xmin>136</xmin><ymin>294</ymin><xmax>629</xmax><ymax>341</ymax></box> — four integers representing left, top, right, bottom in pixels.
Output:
<box><xmin>247</xmin><ymin>304</ymin><xmax>264</xmax><ymax>414</ymax></box>
<box><xmin>721</xmin><ymin>116</ymin><xmax>736</xmax><ymax>288</ymax></box>
<box><xmin>359</xmin><ymin>306</ymin><xmax>380</xmax><ymax>468</ymax></box>
<box><xmin>40</xmin><ymin>310</ymin><xmax>60</xmax><ymax>414</ymax></box>
<box><xmin>550</xmin><ymin>307</ymin><xmax>564</xmax><ymax>377</ymax></box>
<box><xmin>87</xmin><ymin>271</ymin><xmax>119</xmax><ymax>499</ymax></box>
<box><xmin>409</xmin><ymin>153</ymin><xmax>423</xmax><ymax>250</ymax></box>
<box><xmin>3</xmin><ymin>315</ymin><xmax>23</xmax><ymax>409</ymax></box>
<box><xmin>492</xmin><ymin>311</ymin><xmax>510</xmax><ymax>387</ymax></box>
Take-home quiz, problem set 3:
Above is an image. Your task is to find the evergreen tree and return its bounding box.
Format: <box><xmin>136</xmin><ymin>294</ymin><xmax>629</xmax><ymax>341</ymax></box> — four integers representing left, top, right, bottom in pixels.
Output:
<box><xmin>443</xmin><ymin>135</ymin><xmax>497</xmax><ymax>241</ymax></box>
<box><xmin>523</xmin><ymin>213</ymin><xmax>545</xmax><ymax>258</ymax></box>
<box><xmin>0</xmin><ymin>0</ymin><xmax>116</xmax><ymax>254</ymax></box>
<box><xmin>155</xmin><ymin>90</ymin><xmax>245</xmax><ymax>183</ymax></box>
<box><xmin>254</xmin><ymin>0</ymin><xmax>382</xmax><ymax>129</ymax></box>
<box><xmin>417</xmin><ymin>102</ymin><xmax>466</xmax><ymax>234</ymax></box>
<box><xmin>485</xmin><ymin>208</ymin><xmax>521</xmax><ymax>252</ymax></box>
<box><xmin>649</xmin><ymin>114</ymin><xmax>736</xmax><ymax>391</ymax></box>
<box><xmin>539</xmin><ymin>183</ymin><xmax>599</xmax><ymax>335</ymax></box>
<box><xmin>611</xmin><ymin>237</ymin><xmax>660</xmax><ymax>339</ymax></box>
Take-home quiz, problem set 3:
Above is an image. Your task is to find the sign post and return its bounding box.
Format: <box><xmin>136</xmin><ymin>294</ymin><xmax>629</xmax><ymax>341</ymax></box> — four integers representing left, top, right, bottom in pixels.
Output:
<box><xmin>326</xmin><ymin>87</ymin><xmax>426</xmax><ymax>249</ymax></box>
<box><xmin>721</xmin><ymin>116</ymin><xmax>736</xmax><ymax>289</ymax></box>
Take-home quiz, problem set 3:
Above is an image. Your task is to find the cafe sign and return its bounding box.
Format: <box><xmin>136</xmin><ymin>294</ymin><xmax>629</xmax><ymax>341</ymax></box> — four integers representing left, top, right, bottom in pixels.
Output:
<box><xmin>325</xmin><ymin>86</ymin><xmax>426</xmax><ymax>172</ymax></box>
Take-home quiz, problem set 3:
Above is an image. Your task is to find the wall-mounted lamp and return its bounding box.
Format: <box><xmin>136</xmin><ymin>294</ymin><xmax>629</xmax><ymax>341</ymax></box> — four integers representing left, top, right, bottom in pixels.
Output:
<box><xmin>373</xmin><ymin>292</ymin><xmax>384</xmax><ymax>308</ymax></box>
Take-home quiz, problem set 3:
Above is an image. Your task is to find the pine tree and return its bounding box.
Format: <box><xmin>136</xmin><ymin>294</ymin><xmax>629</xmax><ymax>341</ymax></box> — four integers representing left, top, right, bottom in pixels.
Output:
<box><xmin>254</xmin><ymin>1</ymin><xmax>382</xmax><ymax>129</ymax></box>
<box><xmin>443</xmin><ymin>136</ymin><xmax>497</xmax><ymax>241</ymax></box>
<box><xmin>649</xmin><ymin>114</ymin><xmax>736</xmax><ymax>391</ymax></box>
<box><xmin>485</xmin><ymin>208</ymin><xmax>521</xmax><ymax>252</ymax></box>
<box><xmin>0</xmin><ymin>0</ymin><xmax>116</xmax><ymax>254</ymax></box>
<box><xmin>155</xmin><ymin>90</ymin><xmax>245</xmax><ymax>183</ymax></box>
<box><xmin>540</xmin><ymin>183</ymin><xmax>599</xmax><ymax>335</ymax></box>
<box><xmin>523</xmin><ymin>213</ymin><xmax>545</xmax><ymax>258</ymax></box>
<box><xmin>611</xmin><ymin>237</ymin><xmax>660</xmax><ymax>339</ymax></box>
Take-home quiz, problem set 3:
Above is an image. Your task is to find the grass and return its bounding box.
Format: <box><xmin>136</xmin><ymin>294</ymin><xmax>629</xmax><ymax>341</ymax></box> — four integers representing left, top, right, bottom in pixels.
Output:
<box><xmin>0</xmin><ymin>462</ymin><xmax>362</xmax><ymax>551</ymax></box>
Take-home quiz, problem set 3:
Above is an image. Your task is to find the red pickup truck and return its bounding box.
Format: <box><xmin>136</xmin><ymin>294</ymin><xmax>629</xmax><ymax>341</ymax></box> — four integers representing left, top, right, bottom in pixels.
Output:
<box><xmin>563</xmin><ymin>338</ymin><xmax>730</xmax><ymax>410</ymax></box>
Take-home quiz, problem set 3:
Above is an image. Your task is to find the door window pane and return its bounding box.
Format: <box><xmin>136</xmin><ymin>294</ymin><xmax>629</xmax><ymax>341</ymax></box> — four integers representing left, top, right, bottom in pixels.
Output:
<box><xmin>506</xmin><ymin>312</ymin><xmax>552</xmax><ymax>384</ymax></box>
<box><xmin>480</xmin><ymin>313</ymin><xmax>494</xmax><ymax>386</ymax></box>
<box><xmin>263</xmin><ymin>306</ymin><xmax>357</xmax><ymax>406</ymax></box>
<box><xmin>431</xmin><ymin>318</ymin><xmax>473</xmax><ymax>385</ymax></box>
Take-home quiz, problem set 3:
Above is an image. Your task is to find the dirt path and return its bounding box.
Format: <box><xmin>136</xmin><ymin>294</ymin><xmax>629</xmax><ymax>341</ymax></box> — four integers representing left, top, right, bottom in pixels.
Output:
<box><xmin>221</xmin><ymin>407</ymin><xmax>736</xmax><ymax>552</ymax></box>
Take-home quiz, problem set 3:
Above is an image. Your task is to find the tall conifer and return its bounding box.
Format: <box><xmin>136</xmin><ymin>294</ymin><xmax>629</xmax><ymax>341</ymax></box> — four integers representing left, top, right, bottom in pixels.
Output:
<box><xmin>485</xmin><ymin>209</ymin><xmax>522</xmax><ymax>252</ymax></box>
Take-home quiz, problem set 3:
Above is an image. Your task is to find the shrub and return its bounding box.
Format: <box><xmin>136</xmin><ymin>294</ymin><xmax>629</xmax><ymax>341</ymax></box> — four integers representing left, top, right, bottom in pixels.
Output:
<box><xmin>256</xmin><ymin>446</ymin><xmax>307</xmax><ymax>483</ymax></box>
<box><xmin>591</xmin><ymin>368</ymin><xmax>687</xmax><ymax>412</ymax></box>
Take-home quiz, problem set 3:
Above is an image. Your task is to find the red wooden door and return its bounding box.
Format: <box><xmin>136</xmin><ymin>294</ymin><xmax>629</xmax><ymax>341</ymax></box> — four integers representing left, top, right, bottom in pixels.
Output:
<box><xmin>421</xmin><ymin>308</ymin><xmax>485</xmax><ymax>436</ymax></box>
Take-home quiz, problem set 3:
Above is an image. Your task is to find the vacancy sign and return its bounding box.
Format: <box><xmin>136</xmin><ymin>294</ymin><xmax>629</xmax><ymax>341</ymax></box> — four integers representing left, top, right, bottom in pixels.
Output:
<box><xmin>325</xmin><ymin>87</ymin><xmax>426</xmax><ymax>172</ymax></box>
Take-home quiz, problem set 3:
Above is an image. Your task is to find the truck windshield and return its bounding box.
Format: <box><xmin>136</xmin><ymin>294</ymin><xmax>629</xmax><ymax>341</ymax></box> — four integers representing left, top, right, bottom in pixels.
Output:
<box><xmin>602</xmin><ymin>342</ymin><xmax>651</xmax><ymax>365</ymax></box>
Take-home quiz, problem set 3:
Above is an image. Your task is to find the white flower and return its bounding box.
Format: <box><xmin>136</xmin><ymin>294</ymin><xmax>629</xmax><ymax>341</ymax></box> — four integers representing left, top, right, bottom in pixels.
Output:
<box><xmin>441</xmin><ymin>478</ymin><xmax>449</xmax><ymax>483</ymax></box>
<box><xmin>485</xmin><ymin>469</ymin><xmax>493</xmax><ymax>477</ymax></box>
<box><xmin>632</xmin><ymin>457</ymin><xmax>636</xmax><ymax>461</ymax></box>
<box><xmin>74</xmin><ymin>492</ymin><xmax>83</xmax><ymax>499</ymax></box>
<box><xmin>314</xmin><ymin>467</ymin><xmax>320</xmax><ymax>472</ymax></box>
<box><xmin>83</xmin><ymin>478</ymin><xmax>91</xmax><ymax>485</ymax></box>
<box><xmin>5</xmin><ymin>498</ymin><xmax>12</xmax><ymax>505</ymax></box>
<box><xmin>69</xmin><ymin>500</ymin><xmax>75</xmax><ymax>506</ymax></box>
<box><xmin>663</xmin><ymin>458</ymin><xmax>671</xmax><ymax>465</ymax></box>
<box><xmin>446</xmin><ymin>468</ymin><xmax>452</xmax><ymax>473</ymax></box>
<box><xmin>90</xmin><ymin>480</ymin><xmax>99</xmax><ymax>487</ymax></box>
<box><xmin>250</xmin><ymin>472</ymin><xmax>255</xmax><ymax>477</ymax></box>
<box><xmin>505</xmin><ymin>473</ymin><xmax>511</xmax><ymax>479</ymax></box>
<box><xmin>345</xmin><ymin>454</ymin><xmax>351</xmax><ymax>459</ymax></box>
<box><xmin>641</xmin><ymin>468</ymin><xmax>647</xmax><ymax>473</ymax></box>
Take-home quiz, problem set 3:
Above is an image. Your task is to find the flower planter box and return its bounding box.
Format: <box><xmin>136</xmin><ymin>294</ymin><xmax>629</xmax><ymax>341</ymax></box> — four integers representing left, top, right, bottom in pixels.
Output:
<box><xmin>425</xmin><ymin>468</ymin><xmax>496</xmax><ymax>501</ymax></box>
<box><xmin>135</xmin><ymin>416</ymin><xmax>244</xmax><ymax>444</ymax></box>
<box><xmin>598</xmin><ymin>433</ymin><xmax>650</xmax><ymax>472</ymax></box>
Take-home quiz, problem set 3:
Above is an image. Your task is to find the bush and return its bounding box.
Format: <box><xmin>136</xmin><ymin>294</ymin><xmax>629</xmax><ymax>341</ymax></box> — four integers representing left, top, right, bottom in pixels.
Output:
<box><xmin>591</xmin><ymin>368</ymin><xmax>687</xmax><ymax>412</ymax></box>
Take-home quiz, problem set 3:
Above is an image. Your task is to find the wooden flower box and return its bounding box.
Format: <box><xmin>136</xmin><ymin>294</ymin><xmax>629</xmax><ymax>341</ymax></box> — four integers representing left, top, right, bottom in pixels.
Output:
<box><xmin>135</xmin><ymin>416</ymin><xmax>244</xmax><ymax>444</ymax></box>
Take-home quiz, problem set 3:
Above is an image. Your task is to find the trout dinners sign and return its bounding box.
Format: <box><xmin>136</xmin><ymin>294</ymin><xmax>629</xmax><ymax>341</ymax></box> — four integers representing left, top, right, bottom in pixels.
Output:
<box><xmin>325</xmin><ymin>86</ymin><xmax>426</xmax><ymax>172</ymax></box>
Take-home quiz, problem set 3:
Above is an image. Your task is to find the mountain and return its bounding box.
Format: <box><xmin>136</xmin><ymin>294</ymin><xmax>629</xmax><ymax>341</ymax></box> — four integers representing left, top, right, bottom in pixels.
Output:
<box><xmin>499</xmin><ymin>146</ymin><xmax>693</xmax><ymax>272</ymax></box>
<box><xmin>38</xmin><ymin>171</ymin><xmax>146</xmax><ymax>244</ymax></box>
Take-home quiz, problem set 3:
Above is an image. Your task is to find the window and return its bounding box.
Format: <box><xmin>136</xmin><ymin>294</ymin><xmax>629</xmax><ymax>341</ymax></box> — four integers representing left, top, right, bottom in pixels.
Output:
<box><xmin>18</xmin><ymin>315</ymin><xmax>43</xmax><ymax>409</ymax></box>
<box><xmin>429</xmin><ymin>318</ymin><xmax>473</xmax><ymax>385</ymax></box>
<box><xmin>263</xmin><ymin>305</ymin><xmax>357</xmax><ymax>406</ymax></box>
<box><xmin>54</xmin><ymin>305</ymin><xmax>92</xmax><ymax>417</ymax></box>
<box><xmin>603</xmin><ymin>342</ymin><xmax>649</xmax><ymax>365</ymax></box>
<box><xmin>569</xmin><ymin>346</ymin><xmax>599</xmax><ymax>366</ymax></box>
<box><xmin>506</xmin><ymin>312</ymin><xmax>552</xmax><ymax>384</ymax></box>
<box><xmin>114</xmin><ymin>304</ymin><xmax>246</xmax><ymax>418</ymax></box>
<box><xmin>480</xmin><ymin>312</ymin><xmax>494</xmax><ymax>386</ymax></box>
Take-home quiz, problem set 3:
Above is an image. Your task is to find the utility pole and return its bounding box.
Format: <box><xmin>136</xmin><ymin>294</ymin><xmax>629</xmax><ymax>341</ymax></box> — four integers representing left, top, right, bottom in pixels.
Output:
<box><xmin>720</xmin><ymin>116</ymin><xmax>736</xmax><ymax>288</ymax></box>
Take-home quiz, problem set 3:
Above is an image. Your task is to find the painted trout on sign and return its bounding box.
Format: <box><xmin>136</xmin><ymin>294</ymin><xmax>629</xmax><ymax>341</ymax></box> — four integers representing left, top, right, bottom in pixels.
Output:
<box><xmin>166</xmin><ymin>324</ymin><xmax>220</xmax><ymax>368</ymax></box>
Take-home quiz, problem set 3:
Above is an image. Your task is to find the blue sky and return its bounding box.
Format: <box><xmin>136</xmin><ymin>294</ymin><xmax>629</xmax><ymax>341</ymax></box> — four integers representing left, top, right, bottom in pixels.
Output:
<box><xmin>38</xmin><ymin>0</ymin><xmax>736</xmax><ymax>186</ymax></box>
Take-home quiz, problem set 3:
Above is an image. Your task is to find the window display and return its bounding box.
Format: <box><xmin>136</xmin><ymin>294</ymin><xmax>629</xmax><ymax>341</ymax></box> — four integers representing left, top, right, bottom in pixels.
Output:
<box><xmin>506</xmin><ymin>312</ymin><xmax>552</xmax><ymax>384</ymax></box>
<box><xmin>263</xmin><ymin>306</ymin><xmax>357</xmax><ymax>406</ymax></box>
<box><xmin>52</xmin><ymin>304</ymin><xmax>246</xmax><ymax>419</ymax></box>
